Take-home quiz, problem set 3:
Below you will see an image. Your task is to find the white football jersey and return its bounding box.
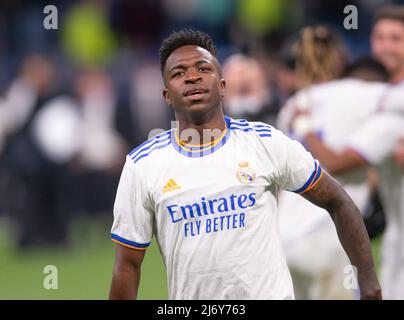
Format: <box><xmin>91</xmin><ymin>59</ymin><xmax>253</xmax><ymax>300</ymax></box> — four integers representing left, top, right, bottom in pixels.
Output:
<box><xmin>347</xmin><ymin>104</ymin><xmax>404</xmax><ymax>299</ymax></box>
<box><xmin>278</xmin><ymin>78</ymin><xmax>386</xmax><ymax>151</ymax></box>
<box><xmin>278</xmin><ymin>78</ymin><xmax>386</xmax><ymax>206</ymax></box>
<box><xmin>111</xmin><ymin>116</ymin><xmax>323</xmax><ymax>300</ymax></box>
<box><xmin>378</xmin><ymin>80</ymin><xmax>404</xmax><ymax>114</ymax></box>
<box><xmin>347</xmin><ymin>81</ymin><xmax>404</xmax><ymax>219</ymax></box>
<box><xmin>277</xmin><ymin>79</ymin><xmax>386</xmax><ymax>245</ymax></box>
<box><xmin>348</xmin><ymin>111</ymin><xmax>404</xmax><ymax>232</ymax></box>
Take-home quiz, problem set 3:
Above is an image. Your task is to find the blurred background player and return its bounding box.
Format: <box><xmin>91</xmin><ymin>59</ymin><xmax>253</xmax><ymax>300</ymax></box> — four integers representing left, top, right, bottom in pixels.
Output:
<box><xmin>0</xmin><ymin>54</ymin><xmax>70</xmax><ymax>247</ymax></box>
<box><xmin>289</xmin><ymin>6</ymin><xmax>404</xmax><ymax>299</ymax></box>
<box><xmin>221</xmin><ymin>53</ymin><xmax>276</xmax><ymax>124</ymax></box>
<box><xmin>31</xmin><ymin>67</ymin><xmax>129</xmax><ymax>221</ymax></box>
<box><xmin>276</xmin><ymin>25</ymin><xmax>388</xmax><ymax>299</ymax></box>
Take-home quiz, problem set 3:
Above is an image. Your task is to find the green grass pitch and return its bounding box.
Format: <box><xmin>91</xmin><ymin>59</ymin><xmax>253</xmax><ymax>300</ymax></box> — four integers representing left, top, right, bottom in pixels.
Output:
<box><xmin>0</xmin><ymin>215</ymin><xmax>381</xmax><ymax>299</ymax></box>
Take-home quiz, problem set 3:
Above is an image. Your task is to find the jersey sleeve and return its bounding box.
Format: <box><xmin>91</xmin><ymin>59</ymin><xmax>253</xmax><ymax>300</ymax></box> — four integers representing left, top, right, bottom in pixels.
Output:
<box><xmin>347</xmin><ymin>112</ymin><xmax>404</xmax><ymax>165</ymax></box>
<box><xmin>110</xmin><ymin>156</ymin><xmax>154</xmax><ymax>250</ymax></box>
<box><xmin>271</xmin><ymin>127</ymin><xmax>323</xmax><ymax>194</ymax></box>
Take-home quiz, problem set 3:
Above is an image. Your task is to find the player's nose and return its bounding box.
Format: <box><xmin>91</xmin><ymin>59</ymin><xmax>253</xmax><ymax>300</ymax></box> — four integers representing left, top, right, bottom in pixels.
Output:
<box><xmin>184</xmin><ymin>70</ymin><xmax>202</xmax><ymax>84</ymax></box>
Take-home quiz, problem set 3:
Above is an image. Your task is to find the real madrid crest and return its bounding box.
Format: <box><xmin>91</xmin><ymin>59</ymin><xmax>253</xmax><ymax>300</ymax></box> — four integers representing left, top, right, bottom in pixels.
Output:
<box><xmin>236</xmin><ymin>161</ymin><xmax>256</xmax><ymax>184</ymax></box>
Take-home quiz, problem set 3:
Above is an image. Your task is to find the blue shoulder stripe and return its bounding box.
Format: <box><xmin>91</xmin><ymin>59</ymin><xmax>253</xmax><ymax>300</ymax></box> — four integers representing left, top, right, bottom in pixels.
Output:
<box><xmin>254</xmin><ymin>128</ymin><xmax>271</xmax><ymax>133</ymax></box>
<box><xmin>252</xmin><ymin>123</ymin><xmax>272</xmax><ymax>138</ymax></box>
<box><xmin>133</xmin><ymin>140</ymin><xmax>171</xmax><ymax>164</ymax></box>
<box><xmin>229</xmin><ymin>120</ymin><xmax>249</xmax><ymax>127</ymax></box>
<box><xmin>229</xmin><ymin>121</ymin><xmax>272</xmax><ymax>138</ymax></box>
<box><xmin>129</xmin><ymin>131</ymin><xmax>172</xmax><ymax>156</ymax></box>
<box><xmin>254</xmin><ymin>124</ymin><xmax>272</xmax><ymax>129</ymax></box>
<box><xmin>230</xmin><ymin>120</ymin><xmax>272</xmax><ymax>129</ymax></box>
<box><xmin>230</xmin><ymin>118</ymin><xmax>248</xmax><ymax>123</ymax></box>
<box><xmin>131</xmin><ymin>135</ymin><xmax>171</xmax><ymax>160</ymax></box>
<box><xmin>230</xmin><ymin>126</ymin><xmax>254</xmax><ymax>132</ymax></box>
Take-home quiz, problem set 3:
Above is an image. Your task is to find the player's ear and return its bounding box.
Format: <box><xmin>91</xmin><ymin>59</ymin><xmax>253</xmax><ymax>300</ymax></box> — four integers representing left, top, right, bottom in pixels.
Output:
<box><xmin>163</xmin><ymin>88</ymin><xmax>172</xmax><ymax>107</ymax></box>
<box><xmin>220</xmin><ymin>78</ymin><xmax>226</xmax><ymax>98</ymax></box>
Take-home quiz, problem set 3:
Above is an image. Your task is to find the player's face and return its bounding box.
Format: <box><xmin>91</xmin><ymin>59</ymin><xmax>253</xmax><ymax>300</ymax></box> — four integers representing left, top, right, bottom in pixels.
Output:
<box><xmin>163</xmin><ymin>45</ymin><xmax>225</xmax><ymax>118</ymax></box>
<box><xmin>371</xmin><ymin>19</ymin><xmax>404</xmax><ymax>73</ymax></box>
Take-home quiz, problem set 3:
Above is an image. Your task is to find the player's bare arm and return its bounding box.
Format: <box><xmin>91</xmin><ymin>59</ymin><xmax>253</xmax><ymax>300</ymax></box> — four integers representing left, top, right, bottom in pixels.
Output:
<box><xmin>302</xmin><ymin>132</ymin><xmax>367</xmax><ymax>174</ymax></box>
<box><xmin>302</xmin><ymin>171</ymin><xmax>382</xmax><ymax>299</ymax></box>
<box><xmin>289</xmin><ymin>109</ymin><xmax>367</xmax><ymax>174</ymax></box>
<box><xmin>109</xmin><ymin>245</ymin><xmax>145</xmax><ymax>300</ymax></box>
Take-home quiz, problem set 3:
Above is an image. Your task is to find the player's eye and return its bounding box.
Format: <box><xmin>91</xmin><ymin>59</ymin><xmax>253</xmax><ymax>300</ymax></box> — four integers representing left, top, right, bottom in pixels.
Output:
<box><xmin>199</xmin><ymin>66</ymin><xmax>210</xmax><ymax>72</ymax></box>
<box><xmin>173</xmin><ymin>71</ymin><xmax>185</xmax><ymax>78</ymax></box>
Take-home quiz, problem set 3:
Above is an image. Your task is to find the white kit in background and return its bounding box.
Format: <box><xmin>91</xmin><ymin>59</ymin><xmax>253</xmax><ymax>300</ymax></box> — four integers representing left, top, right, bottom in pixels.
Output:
<box><xmin>0</xmin><ymin>80</ymin><xmax>38</xmax><ymax>153</ymax></box>
<box><xmin>277</xmin><ymin>78</ymin><xmax>386</xmax><ymax>299</ymax></box>
<box><xmin>31</xmin><ymin>91</ymin><xmax>126</xmax><ymax>168</ymax></box>
<box><xmin>347</xmin><ymin>81</ymin><xmax>404</xmax><ymax>299</ymax></box>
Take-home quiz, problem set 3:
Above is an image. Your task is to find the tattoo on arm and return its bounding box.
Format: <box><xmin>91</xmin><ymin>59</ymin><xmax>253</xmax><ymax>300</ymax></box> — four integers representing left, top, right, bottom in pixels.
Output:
<box><xmin>301</xmin><ymin>171</ymin><xmax>381</xmax><ymax>299</ymax></box>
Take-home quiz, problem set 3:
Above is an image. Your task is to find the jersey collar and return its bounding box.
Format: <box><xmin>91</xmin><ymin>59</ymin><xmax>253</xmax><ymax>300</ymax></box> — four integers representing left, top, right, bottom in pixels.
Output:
<box><xmin>171</xmin><ymin>116</ymin><xmax>231</xmax><ymax>158</ymax></box>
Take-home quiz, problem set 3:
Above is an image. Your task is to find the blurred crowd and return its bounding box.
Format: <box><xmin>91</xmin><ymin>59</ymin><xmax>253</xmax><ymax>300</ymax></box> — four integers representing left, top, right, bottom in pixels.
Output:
<box><xmin>1</xmin><ymin>0</ymin><xmax>404</xmax><ymax>299</ymax></box>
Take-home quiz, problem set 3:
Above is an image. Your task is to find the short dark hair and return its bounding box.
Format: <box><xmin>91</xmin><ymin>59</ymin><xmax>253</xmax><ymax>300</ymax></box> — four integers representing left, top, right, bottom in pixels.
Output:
<box><xmin>159</xmin><ymin>29</ymin><xmax>218</xmax><ymax>74</ymax></box>
<box><xmin>374</xmin><ymin>5</ymin><xmax>404</xmax><ymax>25</ymax></box>
<box><xmin>344</xmin><ymin>56</ymin><xmax>388</xmax><ymax>82</ymax></box>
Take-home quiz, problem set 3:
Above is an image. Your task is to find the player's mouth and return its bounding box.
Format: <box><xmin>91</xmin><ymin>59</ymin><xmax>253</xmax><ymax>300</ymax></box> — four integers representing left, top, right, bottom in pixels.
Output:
<box><xmin>183</xmin><ymin>88</ymin><xmax>209</xmax><ymax>101</ymax></box>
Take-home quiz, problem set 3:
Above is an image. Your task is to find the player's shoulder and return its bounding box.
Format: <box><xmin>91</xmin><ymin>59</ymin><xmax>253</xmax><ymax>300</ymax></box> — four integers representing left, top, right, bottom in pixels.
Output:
<box><xmin>340</xmin><ymin>78</ymin><xmax>387</xmax><ymax>92</ymax></box>
<box><xmin>127</xmin><ymin>129</ymin><xmax>175</xmax><ymax>167</ymax></box>
<box><xmin>382</xmin><ymin>81</ymin><xmax>404</xmax><ymax>113</ymax></box>
<box><xmin>227</xmin><ymin>117</ymin><xmax>290</xmax><ymax>150</ymax></box>
<box><xmin>310</xmin><ymin>78</ymin><xmax>385</xmax><ymax>94</ymax></box>
<box><xmin>304</xmin><ymin>79</ymin><xmax>355</xmax><ymax>99</ymax></box>
<box><xmin>227</xmin><ymin>117</ymin><xmax>274</xmax><ymax>140</ymax></box>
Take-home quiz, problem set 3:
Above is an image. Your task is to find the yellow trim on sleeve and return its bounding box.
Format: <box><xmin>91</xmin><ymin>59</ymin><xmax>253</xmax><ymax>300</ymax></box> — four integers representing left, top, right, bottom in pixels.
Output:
<box><xmin>111</xmin><ymin>238</ymin><xmax>147</xmax><ymax>251</ymax></box>
<box><xmin>299</xmin><ymin>170</ymin><xmax>324</xmax><ymax>195</ymax></box>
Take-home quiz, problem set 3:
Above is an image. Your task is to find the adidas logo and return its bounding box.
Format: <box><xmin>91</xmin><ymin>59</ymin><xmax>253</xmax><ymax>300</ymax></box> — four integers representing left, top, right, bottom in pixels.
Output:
<box><xmin>163</xmin><ymin>179</ymin><xmax>181</xmax><ymax>193</ymax></box>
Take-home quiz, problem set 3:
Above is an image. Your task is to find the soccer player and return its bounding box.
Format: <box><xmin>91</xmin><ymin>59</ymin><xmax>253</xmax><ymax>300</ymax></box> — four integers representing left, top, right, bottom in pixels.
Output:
<box><xmin>289</xmin><ymin>7</ymin><xmax>404</xmax><ymax>299</ymax></box>
<box><xmin>278</xmin><ymin>54</ymin><xmax>388</xmax><ymax>298</ymax></box>
<box><xmin>108</xmin><ymin>29</ymin><xmax>381</xmax><ymax>300</ymax></box>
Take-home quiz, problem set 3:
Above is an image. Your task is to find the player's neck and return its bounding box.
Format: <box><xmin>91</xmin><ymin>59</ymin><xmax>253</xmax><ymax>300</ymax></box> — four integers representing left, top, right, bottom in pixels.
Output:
<box><xmin>175</xmin><ymin>109</ymin><xmax>226</xmax><ymax>146</ymax></box>
<box><xmin>389</xmin><ymin>68</ymin><xmax>404</xmax><ymax>84</ymax></box>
